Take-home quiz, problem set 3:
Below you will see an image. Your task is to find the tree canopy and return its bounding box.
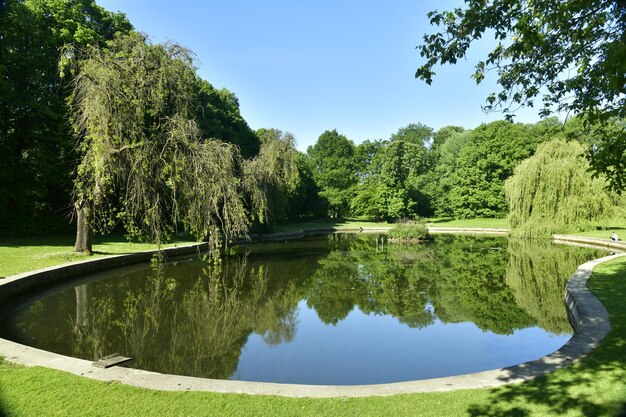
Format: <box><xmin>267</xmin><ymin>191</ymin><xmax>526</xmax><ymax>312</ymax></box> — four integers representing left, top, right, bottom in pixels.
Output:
<box><xmin>193</xmin><ymin>78</ymin><xmax>260</xmax><ymax>159</ymax></box>
<box><xmin>0</xmin><ymin>0</ymin><xmax>132</xmax><ymax>233</ymax></box>
<box><xmin>67</xmin><ymin>33</ymin><xmax>296</xmax><ymax>253</ymax></box>
<box><xmin>416</xmin><ymin>0</ymin><xmax>626</xmax><ymax>190</ymax></box>
<box><xmin>506</xmin><ymin>138</ymin><xmax>620</xmax><ymax>237</ymax></box>
<box><xmin>307</xmin><ymin>130</ymin><xmax>357</xmax><ymax>218</ymax></box>
<box><xmin>448</xmin><ymin>121</ymin><xmax>541</xmax><ymax>218</ymax></box>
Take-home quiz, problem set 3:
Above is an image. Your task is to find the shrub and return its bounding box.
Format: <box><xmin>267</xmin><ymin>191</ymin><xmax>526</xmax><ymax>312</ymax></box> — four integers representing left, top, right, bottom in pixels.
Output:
<box><xmin>387</xmin><ymin>221</ymin><xmax>432</xmax><ymax>241</ymax></box>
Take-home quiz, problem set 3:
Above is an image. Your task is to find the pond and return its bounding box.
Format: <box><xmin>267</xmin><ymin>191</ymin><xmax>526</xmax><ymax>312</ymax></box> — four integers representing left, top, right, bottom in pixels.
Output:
<box><xmin>0</xmin><ymin>234</ymin><xmax>607</xmax><ymax>385</ymax></box>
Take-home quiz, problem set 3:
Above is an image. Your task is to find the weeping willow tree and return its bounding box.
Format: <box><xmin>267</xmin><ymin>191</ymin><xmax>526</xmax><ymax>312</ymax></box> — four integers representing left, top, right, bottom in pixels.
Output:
<box><xmin>243</xmin><ymin>129</ymin><xmax>299</xmax><ymax>223</ymax></box>
<box><xmin>66</xmin><ymin>33</ymin><xmax>296</xmax><ymax>254</ymax></box>
<box><xmin>506</xmin><ymin>138</ymin><xmax>620</xmax><ymax>237</ymax></box>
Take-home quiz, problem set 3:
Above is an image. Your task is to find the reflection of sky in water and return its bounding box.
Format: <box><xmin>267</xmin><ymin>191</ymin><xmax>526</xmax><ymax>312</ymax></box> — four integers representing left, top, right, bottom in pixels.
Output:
<box><xmin>234</xmin><ymin>300</ymin><xmax>570</xmax><ymax>385</ymax></box>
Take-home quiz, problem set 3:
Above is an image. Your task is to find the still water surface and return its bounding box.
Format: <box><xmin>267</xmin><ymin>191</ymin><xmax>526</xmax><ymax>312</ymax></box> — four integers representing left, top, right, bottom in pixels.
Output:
<box><xmin>0</xmin><ymin>234</ymin><xmax>606</xmax><ymax>385</ymax></box>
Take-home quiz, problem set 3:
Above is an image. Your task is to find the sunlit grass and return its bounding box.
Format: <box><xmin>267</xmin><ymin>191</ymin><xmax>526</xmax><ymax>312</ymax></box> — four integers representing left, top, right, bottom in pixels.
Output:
<box><xmin>425</xmin><ymin>217</ymin><xmax>509</xmax><ymax>229</ymax></box>
<box><xmin>1</xmin><ymin>241</ymin><xmax>625</xmax><ymax>415</ymax></box>
<box><xmin>272</xmin><ymin>218</ymin><xmax>511</xmax><ymax>233</ymax></box>
<box><xmin>271</xmin><ymin>219</ymin><xmax>392</xmax><ymax>232</ymax></box>
<box><xmin>0</xmin><ymin>234</ymin><xmax>196</xmax><ymax>278</ymax></box>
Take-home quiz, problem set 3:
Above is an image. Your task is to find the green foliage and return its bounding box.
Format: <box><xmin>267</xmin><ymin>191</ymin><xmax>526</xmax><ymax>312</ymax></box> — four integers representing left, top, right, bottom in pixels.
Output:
<box><xmin>379</xmin><ymin>140</ymin><xmax>428</xmax><ymax>218</ymax></box>
<box><xmin>387</xmin><ymin>221</ymin><xmax>431</xmax><ymax>241</ymax></box>
<box><xmin>307</xmin><ymin>129</ymin><xmax>357</xmax><ymax>218</ymax></box>
<box><xmin>507</xmin><ymin>138</ymin><xmax>620</xmax><ymax>237</ymax></box>
<box><xmin>193</xmin><ymin>79</ymin><xmax>260</xmax><ymax>159</ymax></box>
<box><xmin>448</xmin><ymin>120</ymin><xmax>541</xmax><ymax>218</ymax></box>
<box><xmin>428</xmin><ymin>125</ymin><xmax>465</xmax><ymax>166</ymax></box>
<box><xmin>350</xmin><ymin>124</ymin><xmax>433</xmax><ymax>221</ymax></box>
<box><xmin>428</xmin><ymin>129</ymin><xmax>469</xmax><ymax>217</ymax></box>
<box><xmin>283</xmin><ymin>153</ymin><xmax>327</xmax><ymax>220</ymax></box>
<box><xmin>243</xmin><ymin>129</ymin><xmax>300</xmax><ymax>224</ymax></box>
<box><xmin>0</xmin><ymin>1</ymin><xmax>265</xmax><ymax>236</ymax></box>
<box><xmin>350</xmin><ymin>178</ymin><xmax>384</xmax><ymax>219</ymax></box>
<box><xmin>68</xmin><ymin>33</ymin><xmax>272</xmax><ymax>252</ymax></box>
<box><xmin>417</xmin><ymin>0</ymin><xmax>626</xmax><ymax>190</ymax></box>
<box><xmin>0</xmin><ymin>0</ymin><xmax>132</xmax><ymax>233</ymax></box>
<box><xmin>390</xmin><ymin>123</ymin><xmax>433</xmax><ymax>146</ymax></box>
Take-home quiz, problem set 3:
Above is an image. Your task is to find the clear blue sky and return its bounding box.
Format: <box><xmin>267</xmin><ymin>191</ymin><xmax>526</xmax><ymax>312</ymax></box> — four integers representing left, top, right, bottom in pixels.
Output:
<box><xmin>96</xmin><ymin>0</ymin><xmax>542</xmax><ymax>151</ymax></box>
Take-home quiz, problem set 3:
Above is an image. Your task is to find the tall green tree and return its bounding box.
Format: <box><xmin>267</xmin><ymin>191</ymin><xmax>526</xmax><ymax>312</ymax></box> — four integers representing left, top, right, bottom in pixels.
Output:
<box><xmin>506</xmin><ymin>138</ymin><xmax>620</xmax><ymax>237</ymax></box>
<box><xmin>377</xmin><ymin>139</ymin><xmax>429</xmax><ymax>219</ymax></box>
<box><xmin>0</xmin><ymin>0</ymin><xmax>131</xmax><ymax>233</ymax></box>
<box><xmin>351</xmin><ymin>140</ymin><xmax>386</xmax><ymax>219</ymax></box>
<box><xmin>389</xmin><ymin>123</ymin><xmax>433</xmax><ymax>146</ymax></box>
<box><xmin>284</xmin><ymin>153</ymin><xmax>326</xmax><ymax>220</ymax></box>
<box><xmin>307</xmin><ymin>130</ymin><xmax>357</xmax><ymax>218</ymax></box>
<box><xmin>448</xmin><ymin>121</ymin><xmax>540</xmax><ymax>218</ymax></box>
<box><xmin>416</xmin><ymin>0</ymin><xmax>626</xmax><ymax>190</ymax></box>
<box><xmin>429</xmin><ymin>125</ymin><xmax>465</xmax><ymax>164</ymax></box>
<box><xmin>429</xmin><ymin>128</ymin><xmax>469</xmax><ymax>217</ymax></box>
<box><xmin>68</xmin><ymin>33</ymin><xmax>270</xmax><ymax>254</ymax></box>
<box><xmin>193</xmin><ymin>78</ymin><xmax>260</xmax><ymax>159</ymax></box>
<box><xmin>351</xmin><ymin>124</ymin><xmax>433</xmax><ymax>220</ymax></box>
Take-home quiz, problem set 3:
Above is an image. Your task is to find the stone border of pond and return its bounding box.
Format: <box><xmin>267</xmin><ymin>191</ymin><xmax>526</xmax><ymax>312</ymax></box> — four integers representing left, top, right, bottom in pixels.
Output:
<box><xmin>0</xmin><ymin>231</ymin><xmax>621</xmax><ymax>398</ymax></box>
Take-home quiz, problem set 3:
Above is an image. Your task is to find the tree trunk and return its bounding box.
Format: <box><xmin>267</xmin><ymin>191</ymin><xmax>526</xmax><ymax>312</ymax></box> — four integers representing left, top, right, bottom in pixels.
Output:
<box><xmin>75</xmin><ymin>200</ymin><xmax>93</xmax><ymax>254</ymax></box>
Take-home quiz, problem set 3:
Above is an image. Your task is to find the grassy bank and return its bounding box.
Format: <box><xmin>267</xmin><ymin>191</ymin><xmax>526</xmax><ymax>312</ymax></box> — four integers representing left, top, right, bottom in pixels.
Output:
<box><xmin>1</xmin><ymin>254</ymin><xmax>625</xmax><ymax>415</ymax></box>
<box><xmin>271</xmin><ymin>218</ymin><xmax>509</xmax><ymax>233</ymax></box>
<box><xmin>571</xmin><ymin>228</ymin><xmax>626</xmax><ymax>240</ymax></box>
<box><xmin>271</xmin><ymin>220</ymin><xmax>392</xmax><ymax>232</ymax></box>
<box><xmin>425</xmin><ymin>217</ymin><xmax>509</xmax><ymax>229</ymax></box>
<box><xmin>0</xmin><ymin>235</ymin><xmax>196</xmax><ymax>278</ymax></box>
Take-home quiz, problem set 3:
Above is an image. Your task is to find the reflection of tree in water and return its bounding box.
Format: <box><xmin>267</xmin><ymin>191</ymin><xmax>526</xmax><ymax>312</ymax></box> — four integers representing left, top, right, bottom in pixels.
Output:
<box><xmin>71</xmin><ymin>284</ymin><xmax>117</xmax><ymax>361</ymax></box>
<box><xmin>66</xmin><ymin>234</ymin><xmax>605</xmax><ymax>379</ymax></box>
<box><xmin>71</xmin><ymin>257</ymin><xmax>302</xmax><ymax>379</ymax></box>
<box><xmin>506</xmin><ymin>239</ymin><xmax>605</xmax><ymax>334</ymax></box>
<box><xmin>306</xmin><ymin>234</ymin><xmax>438</xmax><ymax>328</ymax></box>
<box><xmin>306</xmin><ymin>234</ymin><xmax>598</xmax><ymax>335</ymax></box>
<box><xmin>424</xmin><ymin>236</ymin><xmax>535</xmax><ymax>334</ymax></box>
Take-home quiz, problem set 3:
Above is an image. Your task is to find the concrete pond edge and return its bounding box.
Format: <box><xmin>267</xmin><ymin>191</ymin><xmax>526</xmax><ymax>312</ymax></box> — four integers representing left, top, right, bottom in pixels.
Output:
<box><xmin>0</xmin><ymin>231</ymin><xmax>621</xmax><ymax>397</ymax></box>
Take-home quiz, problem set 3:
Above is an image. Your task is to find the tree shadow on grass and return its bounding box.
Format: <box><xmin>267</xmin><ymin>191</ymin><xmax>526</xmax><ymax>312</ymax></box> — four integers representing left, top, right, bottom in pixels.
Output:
<box><xmin>467</xmin><ymin>260</ymin><xmax>626</xmax><ymax>416</ymax></box>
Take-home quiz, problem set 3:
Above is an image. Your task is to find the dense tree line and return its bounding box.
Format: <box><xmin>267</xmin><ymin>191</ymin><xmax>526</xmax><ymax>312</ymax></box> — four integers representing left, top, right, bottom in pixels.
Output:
<box><xmin>2</xmin><ymin>0</ymin><xmax>624</xmax><ymax>243</ymax></box>
<box><xmin>301</xmin><ymin>117</ymin><xmax>624</xmax><ymax>229</ymax></box>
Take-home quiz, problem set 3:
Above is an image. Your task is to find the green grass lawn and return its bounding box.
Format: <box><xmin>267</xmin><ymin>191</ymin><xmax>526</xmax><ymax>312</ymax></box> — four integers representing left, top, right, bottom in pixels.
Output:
<box><xmin>1</xmin><ymin>250</ymin><xmax>625</xmax><ymax>415</ymax></box>
<box><xmin>271</xmin><ymin>220</ymin><xmax>393</xmax><ymax>233</ymax></box>
<box><xmin>0</xmin><ymin>234</ymin><xmax>196</xmax><ymax>278</ymax></box>
<box><xmin>425</xmin><ymin>217</ymin><xmax>509</xmax><ymax>229</ymax></box>
<box><xmin>271</xmin><ymin>218</ymin><xmax>510</xmax><ymax>233</ymax></box>
<box><xmin>571</xmin><ymin>230</ymin><xmax>625</xmax><ymax>239</ymax></box>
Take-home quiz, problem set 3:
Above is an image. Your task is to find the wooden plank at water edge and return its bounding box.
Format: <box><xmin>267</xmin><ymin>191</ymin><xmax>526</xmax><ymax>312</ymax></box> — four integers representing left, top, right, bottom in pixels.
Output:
<box><xmin>93</xmin><ymin>354</ymin><xmax>132</xmax><ymax>368</ymax></box>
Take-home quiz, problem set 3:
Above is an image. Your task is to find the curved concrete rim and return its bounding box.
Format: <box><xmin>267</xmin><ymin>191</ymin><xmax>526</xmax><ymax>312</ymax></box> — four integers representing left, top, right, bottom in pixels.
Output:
<box><xmin>0</xmin><ymin>232</ymin><xmax>621</xmax><ymax>397</ymax></box>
